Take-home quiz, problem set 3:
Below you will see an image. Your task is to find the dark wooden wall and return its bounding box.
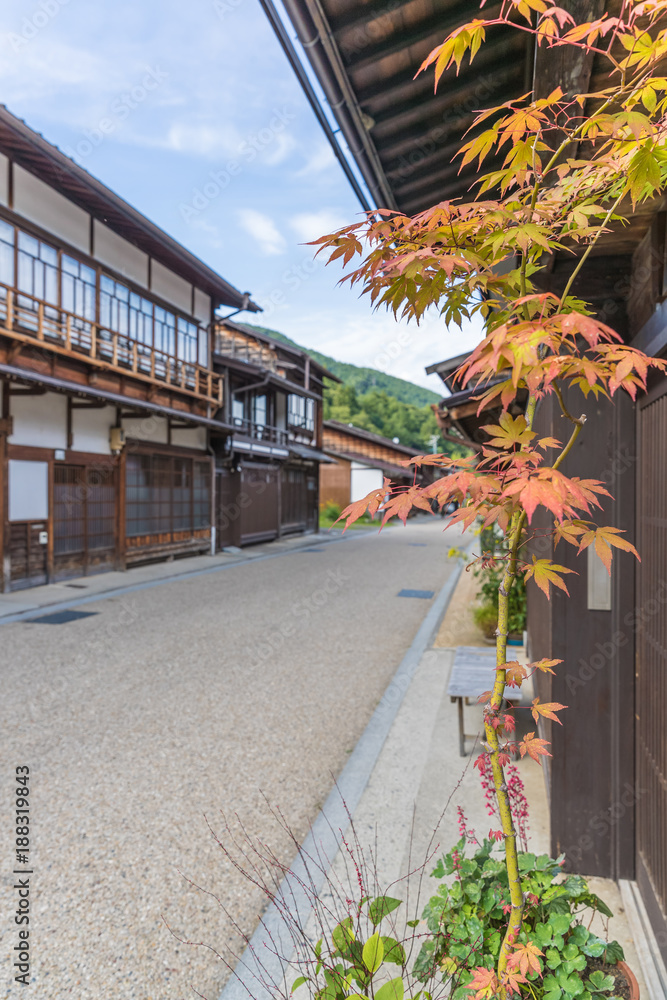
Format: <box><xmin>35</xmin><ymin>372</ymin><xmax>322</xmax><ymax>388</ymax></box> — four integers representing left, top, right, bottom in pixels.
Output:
<box><xmin>528</xmin><ymin>384</ymin><xmax>636</xmax><ymax>879</ymax></box>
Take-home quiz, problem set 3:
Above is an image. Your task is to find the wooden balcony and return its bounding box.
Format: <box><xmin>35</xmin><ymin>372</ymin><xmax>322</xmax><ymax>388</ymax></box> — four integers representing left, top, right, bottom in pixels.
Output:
<box><xmin>0</xmin><ymin>283</ymin><xmax>223</xmax><ymax>405</ymax></box>
<box><xmin>214</xmin><ymin>330</ymin><xmax>278</xmax><ymax>372</ymax></box>
<box><xmin>231</xmin><ymin>416</ymin><xmax>288</xmax><ymax>446</ymax></box>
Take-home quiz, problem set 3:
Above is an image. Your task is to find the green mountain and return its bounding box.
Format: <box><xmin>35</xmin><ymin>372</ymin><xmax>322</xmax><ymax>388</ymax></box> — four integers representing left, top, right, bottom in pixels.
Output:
<box><xmin>239</xmin><ymin>323</ymin><xmax>441</xmax><ymax>408</ymax></box>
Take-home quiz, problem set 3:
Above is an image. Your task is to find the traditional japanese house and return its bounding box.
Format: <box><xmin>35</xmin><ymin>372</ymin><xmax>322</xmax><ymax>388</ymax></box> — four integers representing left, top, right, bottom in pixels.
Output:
<box><xmin>320</xmin><ymin>419</ymin><xmax>428</xmax><ymax>509</ymax></box>
<box><xmin>211</xmin><ymin>320</ymin><xmax>337</xmax><ymax>547</ymax></box>
<box><xmin>269</xmin><ymin>0</ymin><xmax>667</xmax><ymax>971</ymax></box>
<box><xmin>0</xmin><ymin>105</ymin><xmax>261</xmax><ymax>590</ymax></box>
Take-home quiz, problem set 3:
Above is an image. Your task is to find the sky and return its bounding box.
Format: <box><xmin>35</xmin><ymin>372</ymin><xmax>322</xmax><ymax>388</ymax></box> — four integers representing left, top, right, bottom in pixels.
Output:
<box><xmin>0</xmin><ymin>0</ymin><xmax>484</xmax><ymax>392</ymax></box>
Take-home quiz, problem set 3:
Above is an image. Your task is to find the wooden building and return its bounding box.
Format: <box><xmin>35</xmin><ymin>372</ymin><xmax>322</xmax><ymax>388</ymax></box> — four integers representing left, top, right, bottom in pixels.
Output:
<box><xmin>0</xmin><ymin>105</ymin><xmax>264</xmax><ymax>589</ymax></box>
<box><xmin>320</xmin><ymin>419</ymin><xmax>426</xmax><ymax>509</ymax></box>
<box><xmin>210</xmin><ymin>321</ymin><xmax>336</xmax><ymax>547</ymax></box>
<box><xmin>271</xmin><ymin>0</ymin><xmax>667</xmax><ymax>965</ymax></box>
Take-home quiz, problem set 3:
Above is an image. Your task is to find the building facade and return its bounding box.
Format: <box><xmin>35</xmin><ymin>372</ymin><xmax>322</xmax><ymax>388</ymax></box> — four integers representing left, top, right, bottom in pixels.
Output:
<box><xmin>0</xmin><ymin>106</ymin><xmax>266</xmax><ymax>590</ymax></box>
<box><xmin>210</xmin><ymin>320</ymin><xmax>335</xmax><ymax>547</ymax></box>
<box><xmin>320</xmin><ymin>419</ymin><xmax>430</xmax><ymax>509</ymax></box>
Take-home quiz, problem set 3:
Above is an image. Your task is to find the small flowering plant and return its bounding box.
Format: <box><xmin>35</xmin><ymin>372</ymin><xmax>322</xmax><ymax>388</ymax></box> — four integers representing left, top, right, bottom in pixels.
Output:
<box><xmin>413</xmin><ymin>821</ymin><xmax>624</xmax><ymax>1000</ymax></box>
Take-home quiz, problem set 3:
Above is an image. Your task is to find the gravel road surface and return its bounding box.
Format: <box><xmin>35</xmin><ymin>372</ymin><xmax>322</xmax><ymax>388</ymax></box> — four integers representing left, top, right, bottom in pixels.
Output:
<box><xmin>0</xmin><ymin>517</ymin><xmax>462</xmax><ymax>1000</ymax></box>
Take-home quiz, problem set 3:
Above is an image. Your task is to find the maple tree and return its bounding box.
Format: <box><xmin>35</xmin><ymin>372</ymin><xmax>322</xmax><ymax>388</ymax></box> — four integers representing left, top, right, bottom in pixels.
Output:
<box><xmin>311</xmin><ymin>1</ymin><xmax>667</xmax><ymax>997</ymax></box>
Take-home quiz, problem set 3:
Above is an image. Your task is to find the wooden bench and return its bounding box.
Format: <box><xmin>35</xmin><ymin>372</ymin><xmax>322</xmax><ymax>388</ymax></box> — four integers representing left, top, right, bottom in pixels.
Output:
<box><xmin>447</xmin><ymin>646</ymin><xmax>522</xmax><ymax>756</ymax></box>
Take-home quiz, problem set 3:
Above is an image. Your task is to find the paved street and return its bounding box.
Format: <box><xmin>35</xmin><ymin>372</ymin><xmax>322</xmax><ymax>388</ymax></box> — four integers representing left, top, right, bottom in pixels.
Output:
<box><xmin>0</xmin><ymin>517</ymin><xmax>463</xmax><ymax>1000</ymax></box>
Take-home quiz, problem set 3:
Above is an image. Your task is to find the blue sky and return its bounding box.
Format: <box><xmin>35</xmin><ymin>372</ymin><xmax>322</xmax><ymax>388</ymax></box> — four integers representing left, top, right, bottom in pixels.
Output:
<box><xmin>0</xmin><ymin>0</ymin><xmax>483</xmax><ymax>392</ymax></box>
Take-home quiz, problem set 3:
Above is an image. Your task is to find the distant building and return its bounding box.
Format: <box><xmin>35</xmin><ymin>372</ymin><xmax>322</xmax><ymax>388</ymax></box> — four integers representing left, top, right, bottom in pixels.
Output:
<box><xmin>320</xmin><ymin>420</ymin><xmax>428</xmax><ymax>510</ymax></box>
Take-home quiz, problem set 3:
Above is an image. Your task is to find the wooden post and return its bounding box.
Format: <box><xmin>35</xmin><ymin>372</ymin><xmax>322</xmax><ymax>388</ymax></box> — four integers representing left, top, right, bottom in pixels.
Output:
<box><xmin>6</xmin><ymin>288</ymin><xmax>13</xmax><ymax>331</ymax></box>
<box><xmin>132</xmin><ymin>341</ymin><xmax>138</xmax><ymax>372</ymax></box>
<box><xmin>112</xmin><ymin>331</ymin><xmax>118</xmax><ymax>366</ymax></box>
<box><xmin>65</xmin><ymin>314</ymin><xmax>72</xmax><ymax>350</ymax></box>
<box><xmin>37</xmin><ymin>302</ymin><xmax>44</xmax><ymax>341</ymax></box>
<box><xmin>91</xmin><ymin>324</ymin><xmax>97</xmax><ymax>358</ymax></box>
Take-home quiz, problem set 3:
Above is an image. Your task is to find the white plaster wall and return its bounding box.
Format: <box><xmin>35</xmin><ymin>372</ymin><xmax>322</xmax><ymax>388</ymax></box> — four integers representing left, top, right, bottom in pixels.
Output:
<box><xmin>350</xmin><ymin>464</ymin><xmax>384</xmax><ymax>503</ymax></box>
<box><xmin>9</xmin><ymin>391</ymin><xmax>67</xmax><ymax>449</ymax></box>
<box><xmin>122</xmin><ymin>414</ymin><xmax>168</xmax><ymax>444</ymax></box>
<box><xmin>0</xmin><ymin>154</ymin><xmax>8</xmax><ymax>207</ymax></box>
<box><xmin>14</xmin><ymin>165</ymin><xmax>90</xmax><ymax>253</ymax></box>
<box><xmin>151</xmin><ymin>260</ymin><xmax>192</xmax><ymax>314</ymax></box>
<box><xmin>193</xmin><ymin>288</ymin><xmax>211</xmax><ymax>324</ymax></box>
<box><xmin>72</xmin><ymin>404</ymin><xmax>116</xmax><ymax>455</ymax></box>
<box><xmin>170</xmin><ymin>426</ymin><xmax>207</xmax><ymax>450</ymax></box>
<box><xmin>94</xmin><ymin>220</ymin><xmax>149</xmax><ymax>287</ymax></box>
<box><xmin>8</xmin><ymin>460</ymin><xmax>49</xmax><ymax>521</ymax></box>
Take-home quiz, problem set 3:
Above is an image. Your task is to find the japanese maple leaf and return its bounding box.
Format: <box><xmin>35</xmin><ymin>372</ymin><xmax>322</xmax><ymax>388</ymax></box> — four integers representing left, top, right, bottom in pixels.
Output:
<box><xmin>530</xmin><ymin>658</ymin><xmax>562</xmax><ymax>675</ymax></box>
<box><xmin>381</xmin><ymin>485</ymin><xmax>433</xmax><ymax>526</ymax></box>
<box><xmin>498</xmin><ymin>661</ymin><xmax>527</xmax><ymax>688</ymax></box>
<box><xmin>531</xmin><ymin>698</ymin><xmax>567</xmax><ymax>725</ymax></box>
<box><xmin>502</xmin><ymin>967</ymin><xmax>528</xmax><ymax>996</ymax></box>
<box><xmin>467</xmin><ymin>966</ymin><xmax>498</xmax><ymax>1000</ymax></box>
<box><xmin>508</xmin><ymin>940</ymin><xmax>543</xmax><ymax>978</ymax></box>
<box><xmin>481</xmin><ymin>412</ymin><xmax>535</xmax><ymax>449</ymax></box>
<box><xmin>524</xmin><ymin>557</ymin><xmax>575</xmax><ymax>598</ymax></box>
<box><xmin>519</xmin><ymin>732</ymin><xmax>552</xmax><ymax>764</ymax></box>
<box><xmin>578</xmin><ymin>525</ymin><xmax>640</xmax><ymax>572</ymax></box>
<box><xmin>337</xmin><ymin>479</ymin><xmax>390</xmax><ymax>529</ymax></box>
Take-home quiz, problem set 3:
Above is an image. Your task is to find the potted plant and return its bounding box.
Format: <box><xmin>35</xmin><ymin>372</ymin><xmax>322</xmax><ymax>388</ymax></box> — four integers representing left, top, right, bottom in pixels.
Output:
<box><xmin>310</xmin><ymin>2</ymin><xmax>667</xmax><ymax>995</ymax></box>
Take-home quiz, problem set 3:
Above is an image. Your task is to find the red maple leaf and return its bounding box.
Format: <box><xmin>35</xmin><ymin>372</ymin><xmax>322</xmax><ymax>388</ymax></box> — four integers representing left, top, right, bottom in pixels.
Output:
<box><xmin>508</xmin><ymin>940</ymin><xmax>543</xmax><ymax>977</ymax></box>
<box><xmin>531</xmin><ymin>698</ymin><xmax>567</xmax><ymax>725</ymax></box>
<box><xmin>519</xmin><ymin>732</ymin><xmax>552</xmax><ymax>764</ymax></box>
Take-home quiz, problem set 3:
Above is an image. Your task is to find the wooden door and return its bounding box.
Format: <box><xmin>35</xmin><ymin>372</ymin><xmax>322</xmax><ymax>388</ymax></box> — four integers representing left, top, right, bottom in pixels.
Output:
<box><xmin>215</xmin><ymin>467</ymin><xmax>241</xmax><ymax>550</ymax></box>
<box><xmin>636</xmin><ymin>381</ymin><xmax>667</xmax><ymax>960</ymax></box>
<box><xmin>239</xmin><ymin>463</ymin><xmax>279</xmax><ymax>544</ymax></box>
<box><xmin>8</xmin><ymin>521</ymin><xmax>48</xmax><ymax>589</ymax></box>
<box><xmin>53</xmin><ymin>464</ymin><xmax>116</xmax><ymax>578</ymax></box>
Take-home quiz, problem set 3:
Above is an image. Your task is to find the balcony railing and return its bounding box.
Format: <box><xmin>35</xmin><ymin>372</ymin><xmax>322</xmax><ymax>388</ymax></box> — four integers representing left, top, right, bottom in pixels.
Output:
<box><xmin>0</xmin><ymin>283</ymin><xmax>223</xmax><ymax>405</ymax></box>
<box><xmin>231</xmin><ymin>416</ymin><xmax>288</xmax><ymax>446</ymax></box>
<box><xmin>214</xmin><ymin>330</ymin><xmax>278</xmax><ymax>372</ymax></box>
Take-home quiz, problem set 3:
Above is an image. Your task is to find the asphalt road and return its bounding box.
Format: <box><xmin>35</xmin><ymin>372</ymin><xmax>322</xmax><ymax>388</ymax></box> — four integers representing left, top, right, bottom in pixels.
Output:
<box><xmin>0</xmin><ymin>517</ymin><xmax>463</xmax><ymax>1000</ymax></box>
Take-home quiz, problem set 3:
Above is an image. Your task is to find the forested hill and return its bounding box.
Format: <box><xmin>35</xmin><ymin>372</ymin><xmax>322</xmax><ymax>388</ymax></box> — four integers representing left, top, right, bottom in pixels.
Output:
<box><xmin>239</xmin><ymin>323</ymin><xmax>440</xmax><ymax>408</ymax></box>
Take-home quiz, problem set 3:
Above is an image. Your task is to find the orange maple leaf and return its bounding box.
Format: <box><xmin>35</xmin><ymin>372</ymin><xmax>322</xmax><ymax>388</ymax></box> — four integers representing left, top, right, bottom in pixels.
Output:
<box><xmin>508</xmin><ymin>939</ymin><xmax>543</xmax><ymax>977</ymax></box>
<box><xmin>531</xmin><ymin>698</ymin><xmax>567</xmax><ymax>725</ymax></box>
<box><xmin>530</xmin><ymin>658</ymin><xmax>562</xmax><ymax>675</ymax></box>
<box><xmin>524</xmin><ymin>557</ymin><xmax>575</xmax><ymax>598</ymax></box>
<box><xmin>467</xmin><ymin>966</ymin><xmax>498</xmax><ymax>1000</ymax></box>
<box><xmin>381</xmin><ymin>485</ymin><xmax>433</xmax><ymax>526</ymax></box>
<box><xmin>519</xmin><ymin>732</ymin><xmax>552</xmax><ymax>764</ymax></box>
<box><xmin>497</xmin><ymin>661</ymin><xmax>527</xmax><ymax>688</ymax></box>
<box><xmin>578</xmin><ymin>525</ymin><xmax>640</xmax><ymax>572</ymax></box>
<box><xmin>337</xmin><ymin>480</ymin><xmax>390</xmax><ymax>530</ymax></box>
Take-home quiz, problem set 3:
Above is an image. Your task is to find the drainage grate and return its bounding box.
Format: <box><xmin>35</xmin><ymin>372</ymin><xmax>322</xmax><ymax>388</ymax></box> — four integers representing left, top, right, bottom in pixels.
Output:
<box><xmin>65</xmin><ymin>583</ymin><xmax>87</xmax><ymax>589</ymax></box>
<box><xmin>29</xmin><ymin>610</ymin><xmax>99</xmax><ymax>625</ymax></box>
<box><xmin>397</xmin><ymin>589</ymin><xmax>434</xmax><ymax>599</ymax></box>
<box><xmin>300</xmin><ymin>547</ymin><xmax>325</xmax><ymax>553</ymax></box>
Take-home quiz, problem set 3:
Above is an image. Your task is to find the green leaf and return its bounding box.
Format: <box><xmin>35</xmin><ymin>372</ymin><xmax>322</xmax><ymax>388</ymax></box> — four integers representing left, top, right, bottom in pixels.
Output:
<box><xmin>362</xmin><ymin>933</ymin><xmax>384</xmax><ymax>973</ymax></box>
<box><xmin>587</xmin><ymin>970</ymin><xmax>615</xmax><ymax>991</ymax></box>
<box><xmin>375</xmin><ymin>978</ymin><xmax>404</xmax><ymax>1000</ymax></box>
<box><xmin>546</xmin><ymin>947</ymin><xmax>562</xmax><ymax>969</ymax></box>
<box><xmin>291</xmin><ymin>977</ymin><xmax>307</xmax><ymax>992</ymax></box>
<box><xmin>381</xmin><ymin>937</ymin><xmax>406</xmax><ymax>965</ymax></box>
<box><xmin>603</xmin><ymin>940</ymin><xmax>625</xmax><ymax>964</ymax></box>
<box><xmin>560</xmin><ymin>973</ymin><xmax>585</xmax><ymax>996</ymax></box>
<box><xmin>369</xmin><ymin>896</ymin><xmax>402</xmax><ymax>925</ymax></box>
<box><xmin>332</xmin><ymin>918</ymin><xmax>354</xmax><ymax>952</ymax></box>
<box><xmin>406</xmin><ymin>919</ymin><xmax>419</xmax><ymax>928</ymax></box>
<box><xmin>549</xmin><ymin>913</ymin><xmax>573</xmax><ymax>936</ymax></box>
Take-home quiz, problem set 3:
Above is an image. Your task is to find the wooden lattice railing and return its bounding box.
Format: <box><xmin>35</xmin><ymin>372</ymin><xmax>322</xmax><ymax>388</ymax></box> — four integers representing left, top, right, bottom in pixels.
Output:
<box><xmin>0</xmin><ymin>283</ymin><xmax>223</xmax><ymax>405</ymax></box>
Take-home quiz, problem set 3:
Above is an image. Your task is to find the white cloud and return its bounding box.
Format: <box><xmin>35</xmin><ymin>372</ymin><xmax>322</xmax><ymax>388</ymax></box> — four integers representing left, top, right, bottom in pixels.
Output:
<box><xmin>296</xmin><ymin>142</ymin><xmax>336</xmax><ymax>176</ymax></box>
<box><xmin>289</xmin><ymin>210</ymin><xmax>348</xmax><ymax>243</ymax></box>
<box><xmin>238</xmin><ymin>209</ymin><xmax>286</xmax><ymax>256</ymax></box>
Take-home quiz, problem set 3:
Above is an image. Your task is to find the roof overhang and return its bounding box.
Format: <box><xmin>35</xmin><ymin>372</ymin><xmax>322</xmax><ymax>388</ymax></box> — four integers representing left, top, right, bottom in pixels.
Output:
<box><xmin>0</xmin><ymin>363</ymin><xmax>234</xmax><ymax>432</ymax></box>
<box><xmin>0</xmin><ymin>105</ymin><xmax>260</xmax><ymax>312</ymax></box>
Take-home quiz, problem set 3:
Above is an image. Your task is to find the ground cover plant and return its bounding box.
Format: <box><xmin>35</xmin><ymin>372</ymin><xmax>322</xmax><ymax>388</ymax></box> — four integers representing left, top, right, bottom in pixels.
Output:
<box><xmin>308</xmin><ymin>1</ymin><xmax>667</xmax><ymax>996</ymax></box>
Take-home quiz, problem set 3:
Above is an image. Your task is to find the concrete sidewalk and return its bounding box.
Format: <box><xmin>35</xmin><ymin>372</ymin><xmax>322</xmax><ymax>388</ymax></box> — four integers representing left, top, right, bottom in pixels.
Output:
<box><xmin>221</xmin><ymin>568</ymin><xmax>654</xmax><ymax>1000</ymax></box>
<box><xmin>0</xmin><ymin>527</ymin><xmax>361</xmax><ymax>623</ymax></box>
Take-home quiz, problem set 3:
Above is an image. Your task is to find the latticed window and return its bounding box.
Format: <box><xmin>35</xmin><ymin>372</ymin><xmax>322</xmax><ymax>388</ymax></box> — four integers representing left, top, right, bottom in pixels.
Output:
<box><xmin>125</xmin><ymin>453</ymin><xmax>210</xmax><ymax>537</ymax></box>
